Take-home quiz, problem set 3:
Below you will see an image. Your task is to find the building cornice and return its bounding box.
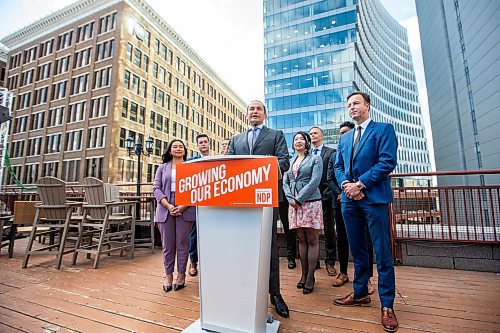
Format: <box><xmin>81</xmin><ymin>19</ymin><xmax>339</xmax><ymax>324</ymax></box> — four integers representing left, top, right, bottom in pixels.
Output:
<box><xmin>0</xmin><ymin>0</ymin><xmax>121</xmax><ymax>48</ymax></box>
<box><xmin>0</xmin><ymin>0</ymin><xmax>247</xmax><ymax>108</ymax></box>
<box><xmin>126</xmin><ymin>0</ymin><xmax>247</xmax><ymax>108</ymax></box>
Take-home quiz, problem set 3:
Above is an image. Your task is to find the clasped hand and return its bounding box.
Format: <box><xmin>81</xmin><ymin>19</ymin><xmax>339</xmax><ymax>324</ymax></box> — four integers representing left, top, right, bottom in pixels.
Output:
<box><xmin>343</xmin><ymin>183</ymin><xmax>365</xmax><ymax>201</ymax></box>
<box><xmin>161</xmin><ymin>198</ymin><xmax>186</xmax><ymax>216</ymax></box>
<box><xmin>168</xmin><ymin>204</ymin><xmax>186</xmax><ymax>216</ymax></box>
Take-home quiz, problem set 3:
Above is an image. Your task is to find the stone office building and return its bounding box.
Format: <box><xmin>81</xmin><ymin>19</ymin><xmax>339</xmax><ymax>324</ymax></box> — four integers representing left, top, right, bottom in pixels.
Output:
<box><xmin>1</xmin><ymin>0</ymin><xmax>247</xmax><ymax>186</ymax></box>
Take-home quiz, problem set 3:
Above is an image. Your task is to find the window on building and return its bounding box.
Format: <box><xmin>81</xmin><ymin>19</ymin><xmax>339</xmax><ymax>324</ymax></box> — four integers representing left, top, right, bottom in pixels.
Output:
<box><xmin>23</xmin><ymin>46</ymin><xmax>37</xmax><ymax>64</ymax></box>
<box><xmin>122</xmin><ymin>98</ymin><xmax>128</xmax><ymax>118</ymax></box>
<box><xmin>67</xmin><ymin>101</ymin><xmax>86</xmax><ymax>123</ymax></box>
<box><xmin>30</xmin><ymin>112</ymin><xmax>45</xmax><ymax>130</ymax></box>
<box><xmin>85</xmin><ymin>157</ymin><xmax>104</xmax><ymax>179</ymax></box>
<box><xmin>10</xmin><ymin>141</ymin><xmax>25</xmax><ymax>158</ymax></box>
<box><xmin>93</xmin><ymin>66</ymin><xmax>112</xmax><ymax>89</ymax></box>
<box><xmin>23</xmin><ymin>164</ymin><xmax>39</xmax><ymax>184</ymax></box>
<box><xmin>73</xmin><ymin>47</ymin><xmax>92</xmax><ymax>69</ymax></box>
<box><xmin>33</xmin><ymin>87</ymin><xmax>48</xmax><ymax>105</ymax></box>
<box><xmin>42</xmin><ymin>161</ymin><xmax>59</xmax><ymax>177</ymax></box>
<box><xmin>57</xmin><ymin>31</ymin><xmax>73</xmax><ymax>50</ymax></box>
<box><xmin>64</xmin><ymin>130</ymin><xmax>83</xmax><ymax>151</ymax></box>
<box><xmin>36</xmin><ymin>63</ymin><xmax>51</xmax><ymax>81</ymax></box>
<box><xmin>27</xmin><ymin>137</ymin><xmax>42</xmax><ymax>156</ymax></box>
<box><xmin>21</xmin><ymin>69</ymin><xmax>34</xmax><ymax>86</ymax></box>
<box><xmin>45</xmin><ymin>134</ymin><xmax>62</xmax><ymax>154</ymax></box>
<box><xmin>55</xmin><ymin>55</ymin><xmax>71</xmax><ymax>75</ymax></box>
<box><xmin>76</xmin><ymin>21</ymin><xmax>95</xmax><ymax>43</ymax></box>
<box><xmin>99</xmin><ymin>12</ymin><xmax>117</xmax><ymax>34</ymax></box>
<box><xmin>39</xmin><ymin>39</ymin><xmax>54</xmax><ymax>58</ymax></box>
<box><xmin>133</xmin><ymin>48</ymin><xmax>142</xmax><ymax>67</ymax></box>
<box><xmin>71</xmin><ymin>74</ymin><xmax>89</xmax><ymax>95</ymax></box>
<box><xmin>61</xmin><ymin>159</ymin><xmax>81</xmax><ymax>182</ymax></box>
<box><xmin>13</xmin><ymin>116</ymin><xmax>28</xmax><ymax>134</ymax></box>
<box><xmin>90</xmin><ymin>95</ymin><xmax>109</xmax><ymax>118</ymax></box>
<box><xmin>95</xmin><ymin>39</ymin><xmax>115</xmax><ymax>61</ymax></box>
<box><xmin>47</xmin><ymin>107</ymin><xmax>64</xmax><ymax>127</ymax></box>
<box><xmin>87</xmin><ymin>125</ymin><xmax>106</xmax><ymax>148</ymax></box>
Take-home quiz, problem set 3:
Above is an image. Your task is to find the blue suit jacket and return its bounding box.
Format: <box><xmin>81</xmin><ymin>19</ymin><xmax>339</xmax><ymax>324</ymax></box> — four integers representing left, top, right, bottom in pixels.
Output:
<box><xmin>334</xmin><ymin>121</ymin><xmax>398</xmax><ymax>204</ymax></box>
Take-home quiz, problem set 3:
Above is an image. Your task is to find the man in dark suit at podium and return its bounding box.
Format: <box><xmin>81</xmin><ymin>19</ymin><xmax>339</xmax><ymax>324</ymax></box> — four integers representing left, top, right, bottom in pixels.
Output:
<box><xmin>227</xmin><ymin>100</ymin><xmax>290</xmax><ymax>319</ymax></box>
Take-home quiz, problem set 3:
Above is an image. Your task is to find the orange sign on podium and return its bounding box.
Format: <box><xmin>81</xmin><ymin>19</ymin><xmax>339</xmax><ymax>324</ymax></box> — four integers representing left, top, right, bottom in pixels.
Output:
<box><xmin>175</xmin><ymin>156</ymin><xmax>278</xmax><ymax>207</ymax></box>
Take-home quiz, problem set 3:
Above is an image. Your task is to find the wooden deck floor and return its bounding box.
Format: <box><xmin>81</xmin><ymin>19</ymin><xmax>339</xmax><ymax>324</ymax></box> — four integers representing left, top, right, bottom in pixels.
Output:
<box><xmin>1</xmin><ymin>239</ymin><xmax>499</xmax><ymax>333</ymax></box>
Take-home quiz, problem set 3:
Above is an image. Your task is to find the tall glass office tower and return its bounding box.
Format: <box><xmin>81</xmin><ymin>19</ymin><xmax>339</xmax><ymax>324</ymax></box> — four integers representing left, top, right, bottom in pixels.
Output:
<box><xmin>264</xmin><ymin>0</ymin><xmax>431</xmax><ymax>176</ymax></box>
<box><xmin>416</xmin><ymin>0</ymin><xmax>500</xmax><ymax>186</ymax></box>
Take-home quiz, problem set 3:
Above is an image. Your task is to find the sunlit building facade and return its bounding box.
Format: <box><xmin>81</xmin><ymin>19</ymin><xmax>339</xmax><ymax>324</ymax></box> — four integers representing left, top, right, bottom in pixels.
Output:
<box><xmin>264</xmin><ymin>0</ymin><xmax>431</xmax><ymax>176</ymax></box>
<box><xmin>1</xmin><ymin>0</ymin><xmax>247</xmax><ymax>186</ymax></box>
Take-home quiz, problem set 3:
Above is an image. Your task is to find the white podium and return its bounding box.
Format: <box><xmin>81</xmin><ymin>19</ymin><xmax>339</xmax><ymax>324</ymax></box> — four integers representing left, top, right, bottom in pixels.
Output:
<box><xmin>178</xmin><ymin>156</ymin><xmax>280</xmax><ymax>333</ymax></box>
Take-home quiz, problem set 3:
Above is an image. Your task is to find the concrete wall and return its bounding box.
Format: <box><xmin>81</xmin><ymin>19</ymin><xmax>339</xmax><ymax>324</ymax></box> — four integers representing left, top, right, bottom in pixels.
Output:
<box><xmin>400</xmin><ymin>241</ymin><xmax>500</xmax><ymax>273</ymax></box>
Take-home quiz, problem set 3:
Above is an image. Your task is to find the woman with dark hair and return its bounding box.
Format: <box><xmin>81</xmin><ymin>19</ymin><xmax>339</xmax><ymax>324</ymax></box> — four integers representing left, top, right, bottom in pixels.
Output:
<box><xmin>153</xmin><ymin>139</ymin><xmax>195</xmax><ymax>292</ymax></box>
<box><xmin>283</xmin><ymin>131</ymin><xmax>323</xmax><ymax>294</ymax></box>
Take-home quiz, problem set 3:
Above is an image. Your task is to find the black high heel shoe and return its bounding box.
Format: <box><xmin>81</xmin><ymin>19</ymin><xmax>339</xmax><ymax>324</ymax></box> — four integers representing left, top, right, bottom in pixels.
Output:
<box><xmin>163</xmin><ymin>275</ymin><xmax>173</xmax><ymax>292</ymax></box>
<box><xmin>297</xmin><ymin>276</ymin><xmax>306</xmax><ymax>289</ymax></box>
<box><xmin>303</xmin><ymin>277</ymin><xmax>315</xmax><ymax>294</ymax></box>
<box><xmin>174</xmin><ymin>274</ymin><xmax>186</xmax><ymax>291</ymax></box>
<box><xmin>173</xmin><ymin>283</ymin><xmax>185</xmax><ymax>291</ymax></box>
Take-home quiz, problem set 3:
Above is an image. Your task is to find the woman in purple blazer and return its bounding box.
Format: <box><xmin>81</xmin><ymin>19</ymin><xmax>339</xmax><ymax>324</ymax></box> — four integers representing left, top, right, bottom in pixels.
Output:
<box><xmin>153</xmin><ymin>139</ymin><xmax>196</xmax><ymax>292</ymax></box>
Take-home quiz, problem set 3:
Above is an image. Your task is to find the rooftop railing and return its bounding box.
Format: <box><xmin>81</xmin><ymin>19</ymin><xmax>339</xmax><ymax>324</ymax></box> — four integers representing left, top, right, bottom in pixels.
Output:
<box><xmin>389</xmin><ymin>169</ymin><xmax>500</xmax><ymax>262</ymax></box>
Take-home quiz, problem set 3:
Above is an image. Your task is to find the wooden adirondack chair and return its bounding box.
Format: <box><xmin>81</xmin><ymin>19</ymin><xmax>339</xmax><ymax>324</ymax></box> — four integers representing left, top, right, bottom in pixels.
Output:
<box><xmin>72</xmin><ymin>177</ymin><xmax>135</xmax><ymax>268</ymax></box>
<box><xmin>104</xmin><ymin>184</ymin><xmax>154</xmax><ymax>253</ymax></box>
<box><xmin>0</xmin><ymin>214</ymin><xmax>13</xmax><ymax>256</ymax></box>
<box><xmin>22</xmin><ymin>177</ymin><xmax>82</xmax><ymax>269</ymax></box>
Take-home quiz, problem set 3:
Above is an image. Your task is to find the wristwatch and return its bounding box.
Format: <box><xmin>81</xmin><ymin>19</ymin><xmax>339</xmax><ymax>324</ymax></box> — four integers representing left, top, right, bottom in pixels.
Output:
<box><xmin>356</xmin><ymin>181</ymin><xmax>363</xmax><ymax>190</ymax></box>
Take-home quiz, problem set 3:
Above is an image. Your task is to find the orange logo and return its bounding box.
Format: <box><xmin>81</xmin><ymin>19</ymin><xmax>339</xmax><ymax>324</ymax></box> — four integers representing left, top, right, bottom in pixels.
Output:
<box><xmin>176</xmin><ymin>156</ymin><xmax>278</xmax><ymax>207</ymax></box>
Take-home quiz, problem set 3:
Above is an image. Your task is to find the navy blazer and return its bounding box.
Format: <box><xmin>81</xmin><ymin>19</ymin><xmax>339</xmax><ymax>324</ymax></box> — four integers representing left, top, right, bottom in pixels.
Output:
<box><xmin>327</xmin><ymin>150</ymin><xmax>342</xmax><ymax>208</ymax></box>
<box><xmin>334</xmin><ymin>121</ymin><xmax>398</xmax><ymax>204</ymax></box>
<box><xmin>318</xmin><ymin>146</ymin><xmax>334</xmax><ymax>201</ymax></box>
<box><xmin>283</xmin><ymin>154</ymin><xmax>323</xmax><ymax>204</ymax></box>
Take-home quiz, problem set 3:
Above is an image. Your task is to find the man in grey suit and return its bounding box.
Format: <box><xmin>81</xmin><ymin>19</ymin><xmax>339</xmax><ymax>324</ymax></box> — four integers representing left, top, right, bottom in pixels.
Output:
<box><xmin>227</xmin><ymin>100</ymin><xmax>290</xmax><ymax>319</ymax></box>
<box><xmin>310</xmin><ymin>126</ymin><xmax>336</xmax><ymax>276</ymax></box>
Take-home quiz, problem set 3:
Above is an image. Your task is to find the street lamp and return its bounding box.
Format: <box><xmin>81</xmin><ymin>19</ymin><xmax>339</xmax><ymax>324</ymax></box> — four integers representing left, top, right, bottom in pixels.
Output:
<box><xmin>125</xmin><ymin>135</ymin><xmax>154</xmax><ymax>217</ymax></box>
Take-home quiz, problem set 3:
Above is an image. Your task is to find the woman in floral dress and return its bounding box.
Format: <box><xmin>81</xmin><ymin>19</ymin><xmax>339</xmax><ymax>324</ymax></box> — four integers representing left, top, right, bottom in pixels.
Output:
<box><xmin>283</xmin><ymin>131</ymin><xmax>323</xmax><ymax>294</ymax></box>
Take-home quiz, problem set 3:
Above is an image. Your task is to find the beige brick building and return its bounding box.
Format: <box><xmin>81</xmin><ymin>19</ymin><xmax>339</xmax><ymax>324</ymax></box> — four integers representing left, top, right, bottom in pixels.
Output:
<box><xmin>1</xmin><ymin>0</ymin><xmax>247</xmax><ymax>186</ymax></box>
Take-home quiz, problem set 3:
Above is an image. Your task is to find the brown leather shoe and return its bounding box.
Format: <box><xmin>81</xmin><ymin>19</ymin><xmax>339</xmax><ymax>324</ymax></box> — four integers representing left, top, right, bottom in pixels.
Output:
<box><xmin>368</xmin><ymin>279</ymin><xmax>374</xmax><ymax>295</ymax></box>
<box><xmin>325</xmin><ymin>263</ymin><xmax>337</xmax><ymax>276</ymax></box>
<box><xmin>381</xmin><ymin>307</ymin><xmax>399</xmax><ymax>332</ymax></box>
<box><xmin>332</xmin><ymin>273</ymin><xmax>349</xmax><ymax>287</ymax></box>
<box><xmin>333</xmin><ymin>292</ymin><xmax>371</xmax><ymax>307</ymax></box>
<box><xmin>188</xmin><ymin>263</ymin><xmax>198</xmax><ymax>277</ymax></box>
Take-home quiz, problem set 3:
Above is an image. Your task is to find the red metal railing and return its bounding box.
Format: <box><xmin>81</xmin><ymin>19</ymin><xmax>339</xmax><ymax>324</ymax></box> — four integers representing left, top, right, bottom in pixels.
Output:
<box><xmin>388</xmin><ymin>170</ymin><xmax>500</xmax><ymax>262</ymax></box>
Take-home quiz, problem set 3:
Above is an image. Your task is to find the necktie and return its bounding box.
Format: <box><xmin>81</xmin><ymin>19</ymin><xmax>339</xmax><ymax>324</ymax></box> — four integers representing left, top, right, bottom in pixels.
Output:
<box><xmin>313</xmin><ymin>148</ymin><xmax>319</xmax><ymax>155</ymax></box>
<box><xmin>350</xmin><ymin>126</ymin><xmax>362</xmax><ymax>180</ymax></box>
<box><xmin>250</xmin><ymin>127</ymin><xmax>258</xmax><ymax>154</ymax></box>
<box><xmin>353</xmin><ymin>126</ymin><xmax>362</xmax><ymax>153</ymax></box>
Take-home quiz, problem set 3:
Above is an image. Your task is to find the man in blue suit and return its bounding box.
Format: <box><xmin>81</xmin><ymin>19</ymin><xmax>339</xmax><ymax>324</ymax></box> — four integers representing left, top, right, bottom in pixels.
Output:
<box><xmin>333</xmin><ymin>91</ymin><xmax>399</xmax><ymax>332</ymax></box>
